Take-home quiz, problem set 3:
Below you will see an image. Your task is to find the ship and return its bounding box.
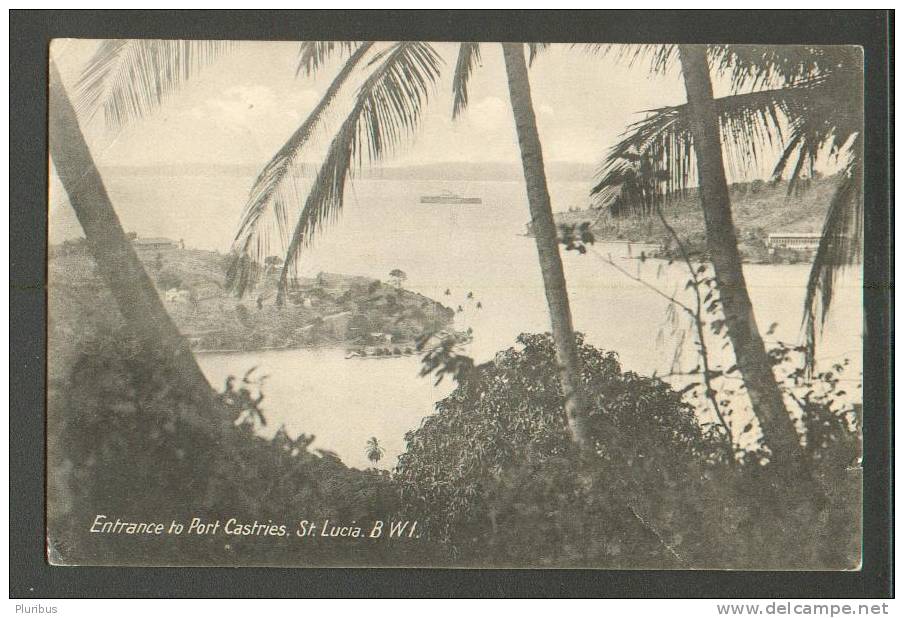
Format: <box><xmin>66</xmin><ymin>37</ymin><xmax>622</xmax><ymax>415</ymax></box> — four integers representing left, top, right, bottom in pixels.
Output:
<box><xmin>419</xmin><ymin>190</ymin><xmax>482</xmax><ymax>205</ymax></box>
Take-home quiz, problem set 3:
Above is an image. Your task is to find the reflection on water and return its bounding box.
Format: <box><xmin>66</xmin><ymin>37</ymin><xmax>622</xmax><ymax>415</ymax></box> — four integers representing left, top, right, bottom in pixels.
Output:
<box><xmin>103</xmin><ymin>176</ymin><xmax>861</xmax><ymax>470</ymax></box>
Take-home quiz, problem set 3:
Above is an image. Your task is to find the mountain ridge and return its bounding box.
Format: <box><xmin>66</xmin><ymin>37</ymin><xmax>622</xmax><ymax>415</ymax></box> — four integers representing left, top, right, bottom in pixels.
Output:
<box><xmin>100</xmin><ymin>161</ymin><xmax>599</xmax><ymax>183</ymax></box>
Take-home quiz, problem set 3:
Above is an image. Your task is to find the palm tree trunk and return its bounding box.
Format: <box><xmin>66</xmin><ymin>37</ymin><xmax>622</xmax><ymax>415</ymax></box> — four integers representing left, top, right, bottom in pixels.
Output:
<box><xmin>48</xmin><ymin>59</ymin><xmax>225</xmax><ymax>435</ymax></box>
<box><xmin>501</xmin><ymin>43</ymin><xmax>592</xmax><ymax>452</ymax></box>
<box><xmin>677</xmin><ymin>45</ymin><xmax>804</xmax><ymax>470</ymax></box>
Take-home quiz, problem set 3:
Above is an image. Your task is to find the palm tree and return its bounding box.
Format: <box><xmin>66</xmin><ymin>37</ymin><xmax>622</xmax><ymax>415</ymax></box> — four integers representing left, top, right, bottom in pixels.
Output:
<box><xmin>77</xmin><ymin>41</ymin><xmax>594</xmax><ymax>451</ymax></box>
<box><xmin>676</xmin><ymin>45</ymin><xmax>803</xmax><ymax>470</ymax></box>
<box><xmin>500</xmin><ymin>43</ymin><xmax>592</xmax><ymax>449</ymax></box>
<box><xmin>593</xmin><ymin>148</ymin><xmax>670</xmax><ymax>219</ymax></box>
<box><xmin>389</xmin><ymin>269</ymin><xmax>407</xmax><ymax>289</ymax></box>
<box><xmin>76</xmin><ymin>41</ymin><xmax>716</xmax><ymax>561</ymax></box>
<box><xmin>364</xmin><ymin>437</ymin><xmax>385</xmax><ymax>466</ymax></box>
<box><xmin>234</xmin><ymin>42</ymin><xmax>376</xmax><ymax>305</ymax></box>
<box><xmin>49</xmin><ymin>58</ymin><xmax>227</xmax><ymax>438</ymax></box>
<box><xmin>593</xmin><ymin>44</ymin><xmax>862</xmax><ymax>467</ymax></box>
<box><xmin>595</xmin><ymin>44</ymin><xmax>862</xmax><ymax>371</ymax></box>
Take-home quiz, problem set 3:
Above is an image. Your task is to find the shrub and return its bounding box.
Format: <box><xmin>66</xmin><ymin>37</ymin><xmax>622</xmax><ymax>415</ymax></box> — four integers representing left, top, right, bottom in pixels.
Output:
<box><xmin>46</xmin><ymin>333</ymin><xmax>420</xmax><ymax>567</ymax></box>
<box><xmin>156</xmin><ymin>268</ymin><xmax>182</xmax><ymax>291</ymax></box>
<box><xmin>46</xmin><ymin>326</ymin><xmax>859</xmax><ymax>569</ymax></box>
<box><xmin>396</xmin><ymin>333</ymin><xmax>725</xmax><ymax>564</ymax></box>
<box><xmin>395</xmin><ymin>333</ymin><xmax>860</xmax><ymax>569</ymax></box>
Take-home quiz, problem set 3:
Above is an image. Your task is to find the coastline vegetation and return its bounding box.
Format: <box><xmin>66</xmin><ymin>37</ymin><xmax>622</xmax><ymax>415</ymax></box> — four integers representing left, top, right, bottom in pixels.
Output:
<box><xmin>551</xmin><ymin>175</ymin><xmax>839</xmax><ymax>264</ymax></box>
<box><xmin>50</xmin><ymin>240</ymin><xmax>454</xmax><ymax>354</ymax></box>
<box><xmin>46</xmin><ymin>41</ymin><xmax>864</xmax><ymax>569</ymax></box>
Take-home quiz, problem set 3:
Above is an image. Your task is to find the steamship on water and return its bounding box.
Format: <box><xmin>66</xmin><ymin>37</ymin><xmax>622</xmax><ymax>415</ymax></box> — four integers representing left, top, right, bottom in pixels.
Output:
<box><xmin>419</xmin><ymin>190</ymin><xmax>482</xmax><ymax>205</ymax></box>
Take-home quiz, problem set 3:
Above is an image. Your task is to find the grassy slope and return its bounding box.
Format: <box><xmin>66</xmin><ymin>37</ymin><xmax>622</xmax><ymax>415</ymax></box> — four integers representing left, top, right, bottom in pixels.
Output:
<box><xmin>554</xmin><ymin>177</ymin><xmax>838</xmax><ymax>262</ymax></box>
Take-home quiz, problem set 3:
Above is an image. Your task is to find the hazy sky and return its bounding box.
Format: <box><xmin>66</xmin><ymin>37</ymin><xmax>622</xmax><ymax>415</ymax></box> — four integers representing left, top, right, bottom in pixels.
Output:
<box><xmin>51</xmin><ymin>40</ymin><xmax>697</xmax><ymax>169</ymax></box>
<box><xmin>50</xmin><ymin>40</ymin><xmax>822</xmax><ymax>248</ymax></box>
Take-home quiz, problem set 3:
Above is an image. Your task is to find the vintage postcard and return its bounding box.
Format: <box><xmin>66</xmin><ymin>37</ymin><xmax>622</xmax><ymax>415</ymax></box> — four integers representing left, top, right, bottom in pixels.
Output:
<box><xmin>46</xmin><ymin>40</ymin><xmax>864</xmax><ymax>568</ymax></box>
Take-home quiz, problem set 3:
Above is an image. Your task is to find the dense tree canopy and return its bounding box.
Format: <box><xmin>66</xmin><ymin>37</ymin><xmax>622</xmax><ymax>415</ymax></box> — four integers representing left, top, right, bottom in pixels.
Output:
<box><xmin>396</xmin><ymin>333</ymin><xmax>726</xmax><ymax>561</ymax></box>
<box><xmin>395</xmin><ymin>332</ymin><xmax>860</xmax><ymax>568</ymax></box>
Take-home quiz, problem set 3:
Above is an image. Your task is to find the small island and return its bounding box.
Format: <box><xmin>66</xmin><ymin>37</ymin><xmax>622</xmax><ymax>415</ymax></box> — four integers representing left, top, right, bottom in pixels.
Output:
<box><xmin>49</xmin><ymin>239</ymin><xmax>455</xmax><ymax>355</ymax></box>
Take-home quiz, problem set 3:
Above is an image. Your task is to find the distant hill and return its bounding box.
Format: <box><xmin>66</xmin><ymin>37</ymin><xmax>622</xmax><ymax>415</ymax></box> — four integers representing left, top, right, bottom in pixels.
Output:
<box><xmin>363</xmin><ymin>161</ymin><xmax>597</xmax><ymax>182</ymax></box>
<box><xmin>101</xmin><ymin>161</ymin><xmax>597</xmax><ymax>183</ymax></box>
<box><xmin>549</xmin><ymin>176</ymin><xmax>841</xmax><ymax>263</ymax></box>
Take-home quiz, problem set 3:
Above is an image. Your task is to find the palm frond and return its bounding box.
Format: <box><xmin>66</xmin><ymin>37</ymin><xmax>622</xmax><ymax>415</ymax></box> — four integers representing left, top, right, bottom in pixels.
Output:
<box><xmin>769</xmin><ymin>65</ymin><xmax>862</xmax><ymax>192</ymax></box>
<box><xmin>526</xmin><ymin>42</ymin><xmax>549</xmax><ymax>66</ymax></box>
<box><xmin>227</xmin><ymin>42</ymin><xmax>376</xmax><ymax>296</ymax></box>
<box><xmin>578</xmin><ymin>43</ymin><xmax>678</xmax><ymax>75</ymax></box>
<box><xmin>801</xmin><ymin>143</ymin><xmax>863</xmax><ymax>373</ymax></box>
<box><xmin>591</xmin><ymin>43</ymin><xmax>849</xmax><ymax>92</ymax></box>
<box><xmin>269</xmin><ymin>42</ymin><xmax>443</xmax><ymax>304</ymax></box>
<box><xmin>594</xmin><ymin>42</ymin><xmax>863</xmax><ymax>371</ymax></box>
<box><xmin>452</xmin><ymin>42</ymin><xmax>481</xmax><ymax>119</ymax></box>
<box><xmin>707</xmin><ymin>45</ymin><xmax>862</xmax><ymax>195</ymax></box>
<box><xmin>593</xmin><ymin>84</ymin><xmax>806</xmax><ymax>210</ymax></box>
<box><xmin>296</xmin><ymin>40</ymin><xmax>360</xmax><ymax>77</ymax></box>
<box><xmin>76</xmin><ymin>39</ymin><xmax>234</xmax><ymax>130</ymax></box>
<box><xmin>710</xmin><ymin>45</ymin><xmax>860</xmax><ymax>93</ymax></box>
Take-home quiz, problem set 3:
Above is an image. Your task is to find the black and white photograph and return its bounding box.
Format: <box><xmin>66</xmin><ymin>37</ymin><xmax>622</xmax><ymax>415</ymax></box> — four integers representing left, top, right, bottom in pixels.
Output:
<box><xmin>43</xmin><ymin>36</ymin><xmax>870</xmax><ymax>570</ymax></box>
<box><xmin>8</xmin><ymin>9</ymin><xmax>892</xmax><ymax>602</ymax></box>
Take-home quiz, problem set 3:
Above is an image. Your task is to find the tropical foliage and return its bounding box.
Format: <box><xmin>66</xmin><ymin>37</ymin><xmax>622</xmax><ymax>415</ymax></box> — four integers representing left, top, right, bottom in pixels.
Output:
<box><xmin>48</xmin><ymin>331</ymin><xmax>409</xmax><ymax>566</ymax></box>
<box><xmin>389</xmin><ymin>269</ymin><xmax>407</xmax><ymax>288</ymax></box>
<box><xmin>394</xmin><ymin>332</ymin><xmax>860</xmax><ymax>568</ymax></box>
<box><xmin>396</xmin><ymin>333</ymin><xmax>723</xmax><ymax>548</ymax></box>
<box><xmin>76</xmin><ymin>40</ymin><xmax>234</xmax><ymax>130</ymax></box>
<box><xmin>365</xmin><ymin>437</ymin><xmax>385</xmax><ymax>465</ymax></box>
<box><xmin>50</xmin><ymin>41</ymin><xmax>865</xmax><ymax>568</ymax></box>
<box><xmin>67</xmin><ymin>33</ymin><xmax>597</xmax><ymax>478</ymax></box>
<box><xmin>592</xmin><ymin>44</ymin><xmax>863</xmax><ymax>369</ymax></box>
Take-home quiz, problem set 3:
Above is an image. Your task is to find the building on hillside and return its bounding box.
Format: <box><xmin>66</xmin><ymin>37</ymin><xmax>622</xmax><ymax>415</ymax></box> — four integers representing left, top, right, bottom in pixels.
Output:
<box><xmin>133</xmin><ymin>237</ymin><xmax>178</xmax><ymax>251</ymax></box>
<box><xmin>293</xmin><ymin>324</ymin><xmax>315</xmax><ymax>344</ymax></box>
<box><xmin>287</xmin><ymin>290</ymin><xmax>319</xmax><ymax>308</ymax></box>
<box><xmin>183</xmin><ymin>329</ymin><xmax>221</xmax><ymax>350</ymax></box>
<box><xmin>368</xmin><ymin>332</ymin><xmax>393</xmax><ymax>345</ymax></box>
<box><xmin>190</xmin><ymin>282</ymin><xmax>221</xmax><ymax>302</ymax></box>
<box><xmin>165</xmin><ymin>288</ymin><xmax>191</xmax><ymax>303</ymax></box>
<box><xmin>315</xmin><ymin>272</ymin><xmax>375</xmax><ymax>291</ymax></box>
<box><xmin>766</xmin><ymin>232</ymin><xmax>822</xmax><ymax>251</ymax></box>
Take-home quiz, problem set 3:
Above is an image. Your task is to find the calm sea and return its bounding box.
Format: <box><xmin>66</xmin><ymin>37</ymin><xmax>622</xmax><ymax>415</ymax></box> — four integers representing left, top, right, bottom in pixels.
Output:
<box><xmin>88</xmin><ymin>175</ymin><xmax>863</xmax><ymax>469</ymax></box>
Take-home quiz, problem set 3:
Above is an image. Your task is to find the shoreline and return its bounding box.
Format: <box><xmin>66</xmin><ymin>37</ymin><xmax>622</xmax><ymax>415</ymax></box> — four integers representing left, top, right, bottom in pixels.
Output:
<box><xmin>194</xmin><ymin>331</ymin><xmax>473</xmax><ymax>357</ymax></box>
<box><xmin>193</xmin><ymin>340</ymin><xmax>423</xmax><ymax>356</ymax></box>
<box><xmin>521</xmin><ymin>231</ymin><xmax>817</xmax><ymax>265</ymax></box>
<box><xmin>521</xmin><ymin>232</ymin><xmax>818</xmax><ymax>266</ymax></box>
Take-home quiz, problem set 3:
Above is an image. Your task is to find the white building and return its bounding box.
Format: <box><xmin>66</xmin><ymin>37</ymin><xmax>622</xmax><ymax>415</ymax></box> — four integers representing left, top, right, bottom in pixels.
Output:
<box><xmin>165</xmin><ymin>288</ymin><xmax>191</xmax><ymax>303</ymax></box>
<box><xmin>369</xmin><ymin>332</ymin><xmax>393</xmax><ymax>344</ymax></box>
<box><xmin>133</xmin><ymin>237</ymin><xmax>179</xmax><ymax>251</ymax></box>
<box><xmin>766</xmin><ymin>233</ymin><xmax>822</xmax><ymax>251</ymax></box>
